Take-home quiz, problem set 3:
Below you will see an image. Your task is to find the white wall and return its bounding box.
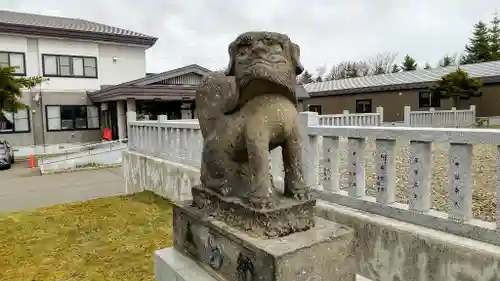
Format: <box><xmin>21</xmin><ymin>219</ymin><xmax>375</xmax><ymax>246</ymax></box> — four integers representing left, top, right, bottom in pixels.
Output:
<box><xmin>0</xmin><ymin>34</ymin><xmax>27</xmax><ymax>53</ymax></box>
<box><xmin>0</xmin><ymin>34</ymin><xmax>148</xmax><ymax>92</ymax></box>
<box><xmin>98</xmin><ymin>44</ymin><xmax>147</xmax><ymax>85</ymax></box>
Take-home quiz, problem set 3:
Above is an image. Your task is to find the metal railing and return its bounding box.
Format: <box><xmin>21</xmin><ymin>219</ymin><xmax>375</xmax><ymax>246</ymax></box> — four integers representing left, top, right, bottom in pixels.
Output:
<box><xmin>39</xmin><ymin>139</ymin><xmax>128</xmax><ymax>165</ymax></box>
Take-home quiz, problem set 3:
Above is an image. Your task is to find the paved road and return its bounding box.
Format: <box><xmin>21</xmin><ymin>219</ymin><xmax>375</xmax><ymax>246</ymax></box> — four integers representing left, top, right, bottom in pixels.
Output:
<box><xmin>0</xmin><ymin>162</ymin><xmax>126</xmax><ymax>213</ymax></box>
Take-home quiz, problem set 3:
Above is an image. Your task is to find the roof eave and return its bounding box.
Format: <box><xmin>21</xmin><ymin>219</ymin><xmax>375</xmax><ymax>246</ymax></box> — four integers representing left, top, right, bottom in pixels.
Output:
<box><xmin>308</xmin><ymin>75</ymin><xmax>500</xmax><ymax>97</ymax></box>
<box><xmin>89</xmin><ymin>64</ymin><xmax>212</xmax><ymax>95</ymax></box>
<box><xmin>88</xmin><ymin>85</ymin><xmax>198</xmax><ymax>102</ymax></box>
<box><xmin>309</xmin><ymin>82</ymin><xmax>431</xmax><ymax>97</ymax></box>
<box><xmin>0</xmin><ymin>23</ymin><xmax>158</xmax><ymax>47</ymax></box>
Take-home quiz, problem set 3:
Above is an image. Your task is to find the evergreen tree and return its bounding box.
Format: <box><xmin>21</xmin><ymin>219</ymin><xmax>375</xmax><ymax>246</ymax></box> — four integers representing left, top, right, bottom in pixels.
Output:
<box><xmin>0</xmin><ymin>66</ymin><xmax>45</xmax><ymax>112</ymax></box>
<box><xmin>489</xmin><ymin>12</ymin><xmax>500</xmax><ymax>60</ymax></box>
<box><xmin>298</xmin><ymin>70</ymin><xmax>314</xmax><ymax>84</ymax></box>
<box><xmin>461</xmin><ymin>21</ymin><xmax>492</xmax><ymax>64</ymax></box>
<box><xmin>429</xmin><ymin>68</ymin><xmax>482</xmax><ymax>108</ymax></box>
<box><xmin>401</xmin><ymin>54</ymin><xmax>417</xmax><ymax>71</ymax></box>
<box><xmin>439</xmin><ymin>54</ymin><xmax>457</xmax><ymax>67</ymax></box>
<box><xmin>423</xmin><ymin>62</ymin><xmax>432</xmax><ymax>69</ymax></box>
<box><xmin>391</xmin><ymin>64</ymin><xmax>400</xmax><ymax>73</ymax></box>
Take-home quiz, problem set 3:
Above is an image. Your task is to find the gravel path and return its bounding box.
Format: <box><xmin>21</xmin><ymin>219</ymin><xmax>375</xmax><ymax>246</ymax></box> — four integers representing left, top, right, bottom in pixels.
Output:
<box><xmin>330</xmin><ymin>140</ymin><xmax>497</xmax><ymax>222</ymax></box>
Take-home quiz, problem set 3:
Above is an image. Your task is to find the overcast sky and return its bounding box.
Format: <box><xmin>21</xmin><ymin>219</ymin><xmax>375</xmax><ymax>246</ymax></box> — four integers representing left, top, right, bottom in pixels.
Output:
<box><xmin>1</xmin><ymin>0</ymin><xmax>499</xmax><ymax>75</ymax></box>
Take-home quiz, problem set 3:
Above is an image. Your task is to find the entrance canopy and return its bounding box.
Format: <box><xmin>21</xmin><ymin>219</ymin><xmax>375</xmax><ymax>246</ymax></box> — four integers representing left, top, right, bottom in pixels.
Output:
<box><xmin>88</xmin><ymin>63</ymin><xmax>310</xmax><ymax>102</ymax></box>
<box><xmin>87</xmin><ymin>64</ymin><xmax>212</xmax><ymax>102</ymax></box>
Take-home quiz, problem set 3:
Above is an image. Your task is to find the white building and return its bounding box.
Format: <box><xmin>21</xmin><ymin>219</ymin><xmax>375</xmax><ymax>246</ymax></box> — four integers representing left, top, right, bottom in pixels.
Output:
<box><xmin>0</xmin><ymin>10</ymin><xmax>157</xmax><ymax>155</ymax></box>
<box><xmin>0</xmin><ymin>10</ymin><xmax>309</xmax><ymax>157</ymax></box>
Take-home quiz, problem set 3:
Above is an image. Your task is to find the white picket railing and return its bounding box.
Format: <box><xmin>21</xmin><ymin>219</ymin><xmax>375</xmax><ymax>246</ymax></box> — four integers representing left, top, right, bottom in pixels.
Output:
<box><xmin>315</xmin><ymin>105</ymin><xmax>476</xmax><ymax>128</ymax></box>
<box><xmin>319</xmin><ymin>107</ymin><xmax>383</xmax><ymax>126</ymax></box>
<box><xmin>404</xmin><ymin>105</ymin><xmax>476</xmax><ymax>127</ymax></box>
<box><xmin>302</xmin><ymin>111</ymin><xmax>499</xmax><ymax>247</ymax></box>
<box><xmin>126</xmin><ymin>111</ymin><xmax>500</xmax><ymax>247</ymax></box>
<box><xmin>127</xmin><ymin>113</ymin><xmax>203</xmax><ymax>168</ymax></box>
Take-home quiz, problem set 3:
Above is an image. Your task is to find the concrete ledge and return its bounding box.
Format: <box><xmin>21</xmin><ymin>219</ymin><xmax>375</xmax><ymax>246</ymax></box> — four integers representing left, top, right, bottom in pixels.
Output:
<box><xmin>312</xmin><ymin>189</ymin><xmax>500</xmax><ymax>247</ymax></box>
<box><xmin>41</xmin><ymin>163</ymin><xmax>122</xmax><ymax>175</ymax></box>
<box><xmin>155</xmin><ymin>247</ymin><xmax>217</xmax><ymax>281</ymax></box>
<box><xmin>124</xmin><ymin>150</ymin><xmax>500</xmax><ymax>280</ymax></box>
<box><xmin>123</xmin><ymin>150</ymin><xmax>197</xmax><ymax>202</ymax></box>
<box><xmin>316</xmin><ymin>201</ymin><xmax>500</xmax><ymax>281</ymax></box>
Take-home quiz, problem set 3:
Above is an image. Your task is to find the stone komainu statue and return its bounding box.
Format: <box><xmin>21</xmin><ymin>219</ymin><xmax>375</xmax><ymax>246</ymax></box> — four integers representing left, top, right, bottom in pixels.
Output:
<box><xmin>195</xmin><ymin>31</ymin><xmax>307</xmax><ymax>207</ymax></box>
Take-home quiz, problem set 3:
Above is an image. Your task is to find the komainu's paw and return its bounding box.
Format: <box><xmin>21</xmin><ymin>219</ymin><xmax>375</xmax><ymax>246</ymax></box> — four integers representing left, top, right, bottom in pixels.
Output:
<box><xmin>204</xmin><ymin>177</ymin><xmax>230</xmax><ymax>194</ymax></box>
<box><xmin>284</xmin><ymin>182</ymin><xmax>309</xmax><ymax>200</ymax></box>
<box><xmin>292</xmin><ymin>192</ymin><xmax>310</xmax><ymax>201</ymax></box>
<box><xmin>249</xmin><ymin>196</ymin><xmax>275</xmax><ymax>209</ymax></box>
<box><xmin>248</xmin><ymin>182</ymin><xmax>274</xmax><ymax>208</ymax></box>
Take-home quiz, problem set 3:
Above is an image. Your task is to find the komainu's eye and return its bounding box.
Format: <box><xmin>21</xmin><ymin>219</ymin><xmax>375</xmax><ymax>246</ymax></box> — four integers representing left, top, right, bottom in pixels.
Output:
<box><xmin>237</xmin><ymin>44</ymin><xmax>251</xmax><ymax>56</ymax></box>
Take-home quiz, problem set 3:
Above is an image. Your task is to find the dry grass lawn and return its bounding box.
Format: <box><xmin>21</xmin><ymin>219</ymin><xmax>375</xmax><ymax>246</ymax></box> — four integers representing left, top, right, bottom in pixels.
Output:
<box><xmin>0</xmin><ymin>191</ymin><xmax>173</xmax><ymax>281</ymax></box>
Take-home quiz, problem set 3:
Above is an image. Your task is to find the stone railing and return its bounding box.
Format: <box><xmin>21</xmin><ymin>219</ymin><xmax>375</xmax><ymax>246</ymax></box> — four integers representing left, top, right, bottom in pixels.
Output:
<box><xmin>124</xmin><ymin>111</ymin><xmax>500</xmax><ymax>281</ymax></box>
<box><xmin>319</xmin><ymin>107</ymin><xmax>383</xmax><ymax>126</ymax></box>
<box><xmin>404</xmin><ymin>105</ymin><xmax>476</xmax><ymax>127</ymax></box>
<box><xmin>127</xmin><ymin>111</ymin><xmax>499</xmax><ymax>246</ymax></box>
<box><xmin>315</xmin><ymin>105</ymin><xmax>476</xmax><ymax>128</ymax></box>
<box><xmin>127</xmin><ymin>114</ymin><xmax>202</xmax><ymax>168</ymax></box>
<box><xmin>302</xmin><ymin>111</ymin><xmax>500</xmax><ymax>247</ymax></box>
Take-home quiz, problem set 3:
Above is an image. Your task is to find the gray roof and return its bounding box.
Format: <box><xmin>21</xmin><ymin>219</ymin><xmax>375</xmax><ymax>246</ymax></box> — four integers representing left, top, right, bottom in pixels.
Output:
<box><xmin>0</xmin><ymin>10</ymin><xmax>157</xmax><ymax>46</ymax></box>
<box><xmin>304</xmin><ymin>60</ymin><xmax>500</xmax><ymax>96</ymax></box>
<box><xmin>295</xmin><ymin>84</ymin><xmax>309</xmax><ymax>100</ymax></box>
<box><xmin>88</xmin><ymin>64</ymin><xmax>212</xmax><ymax>97</ymax></box>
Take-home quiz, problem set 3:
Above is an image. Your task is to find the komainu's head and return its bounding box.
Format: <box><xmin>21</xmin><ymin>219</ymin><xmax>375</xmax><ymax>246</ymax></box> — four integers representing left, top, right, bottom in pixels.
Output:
<box><xmin>225</xmin><ymin>31</ymin><xmax>304</xmax><ymax>95</ymax></box>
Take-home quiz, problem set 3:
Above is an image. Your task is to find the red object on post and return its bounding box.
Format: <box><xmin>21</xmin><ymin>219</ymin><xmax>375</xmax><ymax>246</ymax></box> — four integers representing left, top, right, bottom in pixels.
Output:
<box><xmin>103</xmin><ymin>128</ymin><xmax>112</xmax><ymax>141</ymax></box>
<box><xmin>29</xmin><ymin>155</ymin><xmax>36</xmax><ymax>168</ymax></box>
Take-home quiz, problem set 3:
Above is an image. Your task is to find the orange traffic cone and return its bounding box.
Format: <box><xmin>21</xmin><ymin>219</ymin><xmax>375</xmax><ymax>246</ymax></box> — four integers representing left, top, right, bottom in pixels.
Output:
<box><xmin>29</xmin><ymin>155</ymin><xmax>36</xmax><ymax>168</ymax></box>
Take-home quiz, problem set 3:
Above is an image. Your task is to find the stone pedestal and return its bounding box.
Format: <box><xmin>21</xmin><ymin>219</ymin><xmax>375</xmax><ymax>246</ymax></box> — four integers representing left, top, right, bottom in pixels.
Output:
<box><xmin>155</xmin><ymin>200</ymin><xmax>356</xmax><ymax>281</ymax></box>
<box><xmin>191</xmin><ymin>184</ymin><xmax>316</xmax><ymax>238</ymax></box>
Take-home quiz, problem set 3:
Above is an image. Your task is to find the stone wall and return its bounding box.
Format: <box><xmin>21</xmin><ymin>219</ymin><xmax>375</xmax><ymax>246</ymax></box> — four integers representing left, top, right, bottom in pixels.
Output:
<box><xmin>123</xmin><ymin>149</ymin><xmax>500</xmax><ymax>281</ymax></box>
<box><xmin>317</xmin><ymin>201</ymin><xmax>500</xmax><ymax>281</ymax></box>
<box><xmin>123</xmin><ymin>150</ymin><xmax>196</xmax><ymax>202</ymax></box>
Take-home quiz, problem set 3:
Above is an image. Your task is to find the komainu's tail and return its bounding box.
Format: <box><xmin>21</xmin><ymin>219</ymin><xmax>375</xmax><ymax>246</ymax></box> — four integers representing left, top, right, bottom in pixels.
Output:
<box><xmin>195</xmin><ymin>72</ymin><xmax>238</xmax><ymax>138</ymax></box>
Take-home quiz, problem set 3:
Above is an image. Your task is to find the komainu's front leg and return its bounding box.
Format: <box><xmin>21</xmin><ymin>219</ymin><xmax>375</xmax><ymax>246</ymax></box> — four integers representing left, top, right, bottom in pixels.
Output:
<box><xmin>200</xmin><ymin>138</ymin><xmax>233</xmax><ymax>196</ymax></box>
<box><xmin>245</xmin><ymin>121</ymin><xmax>274</xmax><ymax>207</ymax></box>
<box><xmin>282</xmin><ymin>123</ymin><xmax>308</xmax><ymax>200</ymax></box>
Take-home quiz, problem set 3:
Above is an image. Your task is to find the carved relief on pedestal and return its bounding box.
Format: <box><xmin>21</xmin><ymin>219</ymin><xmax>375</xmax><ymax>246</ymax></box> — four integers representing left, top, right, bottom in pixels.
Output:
<box><xmin>236</xmin><ymin>253</ymin><xmax>254</xmax><ymax>281</ymax></box>
<box><xmin>205</xmin><ymin>235</ymin><xmax>224</xmax><ymax>270</ymax></box>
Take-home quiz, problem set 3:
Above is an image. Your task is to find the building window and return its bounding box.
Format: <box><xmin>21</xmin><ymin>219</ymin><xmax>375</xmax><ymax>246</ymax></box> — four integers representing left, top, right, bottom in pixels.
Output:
<box><xmin>419</xmin><ymin>91</ymin><xmax>440</xmax><ymax>108</ymax></box>
<box><xmin>0</xmin><ymin>107</ymin><xmax>30</xmax><ymax>133</ymax></box>
<box><xmin>42</xmin><ymin>54</ymin><xmax>98</xmax><ymax>78</ymax></box>
<box><xmin>0</xmin><ymin>51</ymin><xmax>26</xmax><ymax>75</ymax></box>
<box><xmin>308</xmin><ymin>105</ymin><xmax>322</xmax><ymax>114</ymax></box>
<box><xmin>46</xmin><ymin>105</ymin><xmax>100</xmax><ymax>131</ymax></box>
<box><xmin>356</xmin><ymin>99</ymin><xmax>372</xmax><ymax>113</ymax></box>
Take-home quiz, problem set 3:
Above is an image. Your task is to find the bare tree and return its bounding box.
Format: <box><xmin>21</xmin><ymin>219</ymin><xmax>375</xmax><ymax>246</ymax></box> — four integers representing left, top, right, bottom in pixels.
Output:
<box><xmin>323</xmin><ymin>52</ymin><xmax>397</xmax><ymax>81</ymax></box>
<box><xmin>356</xmin><ymin>60</ymin><xmax>371</xmax><ymax>76</ymax></box>
<box><xmin>314</xmin><ymin>65</ymin><xmax>326</xmax><ymax>82</ymax></box>
<box><xmin>344</xmin><ymin>61</ymin><xmax>359</xmax><ymax>78</ymax></box>
<box><xmin>324</xmin><ymin>63</ymin><xmax>344</xmax><ymax>81</ymax></box>
<box><xmin>368</xmin><ymin>52</ymin><xmax>398</xmax><ymax>75</ymax></box>
<box><xmin>324</xmin><ymin>60</ymin><xmax>371</xmax><ymax>81</ymax></box>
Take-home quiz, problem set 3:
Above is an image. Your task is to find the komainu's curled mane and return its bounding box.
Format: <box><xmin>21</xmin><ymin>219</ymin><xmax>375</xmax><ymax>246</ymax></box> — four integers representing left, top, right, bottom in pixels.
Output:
<box><xmin>195</xmin><ymin>71</ymin><xmax>238</xmax><ymax>139</ymax></box>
